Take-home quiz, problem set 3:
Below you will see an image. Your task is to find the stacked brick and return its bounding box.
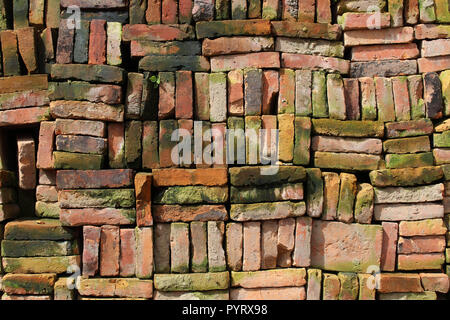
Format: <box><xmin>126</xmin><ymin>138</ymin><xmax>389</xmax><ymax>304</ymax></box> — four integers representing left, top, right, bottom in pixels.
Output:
<box><xmin>0</xmin><ymin>0</ymin><xmax>448</xmax><ymax>301</ymax></box>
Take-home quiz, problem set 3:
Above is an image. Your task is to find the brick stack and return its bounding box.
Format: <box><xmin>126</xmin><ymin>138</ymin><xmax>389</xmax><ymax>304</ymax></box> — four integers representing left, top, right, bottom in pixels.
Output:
<box><xmin>0</xmin><ymin>0</ymin><xmax>448</xmax><ymax>301</ymax></box>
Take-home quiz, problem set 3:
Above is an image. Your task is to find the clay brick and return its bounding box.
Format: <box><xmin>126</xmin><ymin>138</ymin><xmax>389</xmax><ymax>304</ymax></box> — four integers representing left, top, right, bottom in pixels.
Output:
<box><xmin>50</xmin><ymin>100</ymin><xmax>124</xmax><ymax>122</ymax></box>
<box><xmin>0</xmin><ymin>30</ymin><xmax>20</xmax><ymax>76</ymax></box>
<box><xmin>278</xmin><ymin>68</ymin><xmax>295</xmax><ymax>114</ymax></box>
<box><xmin>327</xmin><ymin>73</ymin><xmax>346</xmax><ymax>120</ymax></box>
<box><xmin>359</xmin><ymin>77</ymin><xmax>377</xmax><ymax>120</ymax></box>
<box><xmin>126</xmin><ymin>73</ymin><xmax>143</xmax><ymax>119</ymax></box>
<box><xmin>392</xmin><ymin>76</ymin><xmax>411</xmax><ymax>121</ymax></box>
<box><xmin>158</xmin><ymin>72</ymin><xmax>175</xmax><ymax>119</ymax></box>
<box><xmin>170</xmin><ymin>223</ymin><xmax>189</xmax><ymax>273</ymax></box>
<box><xmin>350</xmin><ymin>60</ymin><xmax>417</xmax><ymax>78</ymax></box>
<box><xmin>196</xmin><ymin>19</ymin><xmax>271</xmax><ymax>38</ymax></box>
<box><xmin>100</xmin><ymin>225</ymin><xmax>120</xmax><ymax>276</ymax></box>
<box><xmin>36</xmin><ymin>122</ymin><xmax>55</xmax><ymax>170</ymax></box>
<box><xmin>380</xmin><ymin>222</ymin><xmax>398</xmax><ymax>271</ymax></box>
<box><xmin>338</xmin><ymin>12</ymin><xmax>391</xmax><ymax>30</ymax></box>
<box><xmin>244</xmin><ymin>68</ymin><xmax>263</xmax><ymax>116</ymax></box>
<box><xmin>379</xmin><ymin>273</ymin><xmax>423</xmax><ymax>293</ymax></box>
<box><xmin>418</xmin><ymin>56</ymin><xmax>450</xmax><ymax>73</ymax></box>
<box><xmin>232</xmin><ymin>0</ymin><xmax>248</xmax><ymax>19</ymax></box>
<box><xmin>351</xmin><ymin>43</ymin><xmax>419</xmax><ymax>61</ymax></box>
<box><xmin>56</xmin><ymin>19</ymin><xmax>75</xmax><ymax>64</ymax></box>
<box><xmin>83</xmin><ymin>226</ymin><xmax>101</xmax><ymax>276</ymax></box>
<box><xmin>209</xmin><ymin>72</ymin><xmax>227</xmax><ymax>122</ymax></box>
<box><xmin>295</xmin><ymin>70</ymin><xmax>312</xmax><ymax>116</ymax></box>
<box><xmin>55</xmin><ymin>119</ymin><xmax>106</xmax><ymax>138</ymax></box>
<box><xmin>226</xmin><ymin>222</ymin><xmax>243</xmax><ymax>271</ymax></box>
<box><xmin>175</xmin><ymin>71</ymin><xmax>193</xmax><ymax>119</ymax></box>
<box><xmin>375</xmin><ymin>77</ymin><xmax>395</xmax><ymax>122</ymax></box>
<box><xmin>194</xmin><ymin>73</ymin><xmax>210</xmax><ymax>120</ymax></box>
<box><xmin>56</xmin><ymin>135</ymin><xmax>107</xmax><ymax>154</ymax></box>
<box><xmin>343</xmin><ymin>78</ymin><xmax>360</xmax><ymax>120</ymax></box>
<box><xmin>282</xmin><ymin>53</ymin><xmax>350</xmax><ymax>74</ymax></box>
<box><xmin>228</xmin><ymin>69</ymin><xmax>244</xmax><ymax>116</ymax></box>
<box><xmin>146</xmin><ymin>0</ymin><xmax>161</xmax><ymax>23</ymax></box>
<box><xmin>89</xmin><ymin>19</ymin><xmax>107</xmax><ymax>65</ymax></box>
<box><xmin>142</xmin><ymin>121</ymin><xmax>159</xmax><ymax>169</ymax></box>
<box><xmin>17</xmin><ymin>136</ymin><xmax>36</xmax><ymax>190</ymax></box>
<box><xmin>29</xmin><ymin>0</ymin><xmax>45</xmax><ymax>26</ymax></box>
<box><xmin>190</xmin><ymin>221</ymin><xmax>207</xmax><ymax>272</ymax></box>
<box><xmin>323</xmin><ymin>274</ymin><xmax>340</xmax><ymax>300</ymax></box>
<box><xmin>208</xmin><ymin>221</ymin><xmax>226</xmax><ymax>272</ymax></box>
<box><xmin>420</xmin><ymin>273</ymin><xmax>449</xmax><ymax>293</ymax></box>
<box><xmin>398</xmin><ymin>236</ymin><xmax>446</xmax><ymax>254</ymax></box>
<box><xmin>135</xmin><ymin>227</ymin><xmax>154</xmax><ymax>278</ymax></box>
<box><xmin>293</xmin><ymin>117</ymin><xmax>311</xmax><ymax>165</ymax></box>
<box><xmin>344</xmin><ymin>27</ymin><xmax>414</xmax><ymax>47</ymax></box>
<box><xmin>210</xmin><ymin>52</ymin><xmax>280</xmax><ymax>72</ymax></box>
<box><xmin>423</xmin><ymin>72</ymin><xmax>443</xmax><ymax>119</ymax></box>
<box><xmin>51</xmin><ymin>64</ymin><xmax>124</xmax><ymax>84</ymax></box>
<box><xmin>154</xmin><ymin>224</ymin><xmax>170</xmax><ymax>273</ymax></box>
<box><xmin>271</xmin><ymin>21</ymin><xmax>341</xmax><ymax>40</ymax></box>
<box><xmin>405</xmin><ymin>0</ymin><xmax>419</xmax><ymax>24</ymax></box>
<box><xmin>243</xmin><ymin>221</ymin><xmax>261</xmax><ymax>271</ymax></box>
<box><xmin>202</xmin><ymin>36</ymin><xmax>273</xmax><ymax>56</ymax></box>
<box><xmin>16</xmin><ymin>27</ymin><xmax>38</xmax><ymax>73</ymax></box>
<box><xmin>123</xmin><ymin>24</ymin><xmax>195</xmax><ymax>41</ymax></box>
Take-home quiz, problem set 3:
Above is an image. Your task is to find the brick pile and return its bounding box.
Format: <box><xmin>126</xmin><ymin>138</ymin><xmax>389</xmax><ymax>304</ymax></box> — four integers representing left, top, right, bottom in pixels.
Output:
<box><xmin>0</xmin><ymin>0</ymin><xmax>448</xmax><ymax>300</ymax></box>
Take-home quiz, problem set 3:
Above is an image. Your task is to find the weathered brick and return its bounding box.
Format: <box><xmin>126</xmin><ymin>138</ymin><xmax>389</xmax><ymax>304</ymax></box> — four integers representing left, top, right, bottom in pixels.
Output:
<box><xmin>243</xmin><ymin>221</ymin><xmax>261</xmax><ymax>271</ymax></box>
<box><xmin>385</xmin><ymin>118</ymin><xmax>433</xmax><ymax>138</ymax></box>
<box><xmin>226</xmin><ymin>222</ymin><xmax>243</xmax><ymax>271</ymax></box>
<box><xmin>51</xmin><ymin>64</ymin><xmax>124</xmax><ymax>84</ymax></box>
<box><xmin>82</xmin><ymin>226</ymin><xmax>100</xmax><ymax>276</ymax></box>
<box><xmin>378</xmin><ymin>273</ymin><xmax>423</xmax><ymax>293</ymax></box>
<box><xmin>50</xmin><ymin>100</ymin><xmax>124</xmax><ymax>122</ymax></box>
<box><xmin>56</xmin><ymin>169</ymin><xmax>133</xmax><ymax>190</ymax></box>
<box><xmin>56</xmin><ymin>19</ymin><xmax>75</xmax><ymax>64</ymax></box>
<box><xmin>176</xmin><ymin>71</ymin><xmax>193</xmax><ymax>119</ymax></box>
<box><xmin>375</xmin><ymin>203</ymin><xmax>444</xmax><ymax>221</ymax></box>
<box><xmin>380</xmin><ymin>222</ymin><xmax>398</xmax><ymax>271</ymax></box>
<box><xmin>232</xmin><ymin>268</ymin><xmax>306</xmax><ymax>288</ymax></box>
<box><xmin>16</xmin><ymin>27</ymin><xmax>38</xmax><ymax>73</ymax></box>
<box><xmin>190</xmin><ymin>221</ymin><xmax>207</xmax><ymax>272</ymax></box>
<box><xmin>399</xmin><ymin>218</ymin><xmax>447</xmax><ymax>236</ymax></box>
<box><xmin>311</xmin><ymin>220</ymin><xmax>383</xmax><ymax>272</ymax></box>
<box><xmin>154</xmin><ymin>272</ymin><xmax>229</xmax><ymax>292</ymax></box>
<box><xmin>424</xmin><ymin>72</ymin><xmax>443</xmax><ymax>119</ymax></box>
<box><xmin>323</xmin><ymin>273</ymin><xmax>340</xmax><ymax>300</ymax></box>
<box><xmin>282</xmin><ymin>53</ymin><xmax>350</xmax><ymax>74</ymax></box>
<box><xmin>0</xmin><ymin>30</ymin><xmax>20</xmax><ymax>76</ymax></box>
<box><xmin>271</xmin><ymin>21</ymin><xmax>341</xmax><ymax>40</ymax></box>
<box><xmin>338</xmin><ymin>272</ymin><xmax>358</xmax><ymax>300</ymax></box>
<box><xmin>359</xmin><ymin>77</ymin><xmax>377</xmax><ymax>120</ymax></box>
<box><xmin>314</xmin><ymin>152</ymin><xmax>381</xmax><ymax>171</ymax></box>
<box><xmin>135</xmin><ymin>227</ymin><xmax>153</xmax><ymax>278</ymax></box>
<box><xmin>2</xmin><ymin>273</ymin><xmax>56</xmax><ymax>295</ymax></box>
<box><xmin>344</xmin><ymin>27</ymin><xmax>414</xmax><ymax>47</ymax></box>
<box><xmin>338</xmin><ymin>12</ymin><xmax>391</xmax><ymax>30</ymax></box>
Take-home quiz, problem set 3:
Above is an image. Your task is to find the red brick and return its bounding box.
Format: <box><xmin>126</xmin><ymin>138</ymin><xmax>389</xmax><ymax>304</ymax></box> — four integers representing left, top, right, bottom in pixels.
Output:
<box><xmin>380</xmin><ymin>222</ymin><xmax>398</xmax><ymax>271</ymax></box>
<box><xmin>316</xmin><ymin>0</ymin><xmax>331</xmax><ymax>23</ymax></box>
<box><xmin>261</xmin><ymin>220</ymin><xmax>277</xmax><ymax>269</ymax></box>
<box><xmin>228</xmin><ymin>69</ymin><xmax>244</xmax><ymax>116</ymax></box>
<box><xmin>55</xmin><ymin>119</ymin><xmax>106</xmax><ymax>137</ymax></box>
<box><xmin>277</xmin><ymin>218</ymin><xmax>295</xmax><ymax>267</ymax></box>
<box><xmin>123</xmin><ymin>24</ymin><xmax>194</xmax><ymax>41</ymax></box>
<box><xmin>0</xmin><ymin>75</ymin><xmax>48</xmax><ymax>95</ymax></box>
<box><xmin>153</xmin><ymin>205</ymin><xmax>227</xmax><ymax>222</ymax></box>
<box><xmin>120</xmin><ymin>229</ymin><xmax>136</xmax><ymax>277</ymax></box>
<box><xmin>159</xmin><ymin>119</ymin><xmax>178</xmax><ymax>167</ymax></box>
<box><xmin>226</xmin><ymin>222</ymin><xmax>243</xmax><ymax>271</ymax></box>
<box><xmin>158</xmin><ymin>72</ymin><xmax>175</xmax><ymax>119</ymax></box>
<box><xmin>203</xmin><ymin>36</ymin><xmax>273</xmax><ymax>57</ymax></box>
<box><xmin>351</xmin><ymin>43</ymin><xmax>419</xmax><ymax>61</ymax></box>
<box><xmin>398</xmin><ymin>236</ymin><xmax>446</xmax><ymax>254</ymax></box>
<box><xmin>135</xmin><ymin>173</ymin><xmax>153</xmax><ymax>227</ymax></box>
<box><xmin>278</xmin><ymin>68</ymin><xmax>295</xmax><ymax>114</ymax></box>
<box><xmin>60</xmin><ymin>208</ymin><xmax>136</xmax><ymax>226</ymax></box>
<box><xmin>126</xmin><ymin>73</ymin><xmax>143</xmax><ymax>118</ymax></box>
<box><xmin>175</xmin><ymin>71</ymin><xmax>193</xmax><ymax>119</ymax></box>
<box><xmin>146</xmin><ymin>0</ymin><xmax>161</xmax><ymax>24</ymax></box>
<box><xmin>243</xmin><ymin>221</ymin><xmax>261</xmax><ymax>271</ymax></box>
<box><xmin>162</xmin><ymin>0</ymin><xmax>178</xmax><ymax>23</ymax></box>
<box><xmin>392</xmin><ymin>77</ymin><xmax>411</xmax><ymax>121</ymax></box>
<box><xmin>56</xmin><ymin>19</ymin><xmax>75</xmax><ymax>64</ymax></box>
<box><xmin>36</xmin><ymin>122</ymin><xmax>55</xmax><ymax>170</ymax></box>
<box><xmin>56</xmin><ymin>169</ymin><xmax>133</xmax><ymax>189</ymax></box>
<box><xmin>375</xmin><ymin>77</ymin><xmax>395</xmax><ymax>122</ymax></box>
<box><xmin>405</xmin><ymin>0</ymin><xmax>419</xmax><ymax>24</ymax></box>
<box><xmin>89</xmin><ymin>20</ymin><xmax>107</xmax><ymax>65</ymax></box>
<box><xmin>50</xmin><ymin>101</ymin><xmax>124</xmax><ymax>122</ymax></box>
<box><xmin>339</xmin><ymin>12</ymin><xmax>391</xmax><ymax>30</ymax></box>
<box><xmin>415</xmin><ymin>24</ymin><xmax>450</xmax><ymax>40</ymax></box>
<box><xmin>100</xmin><ymin>225</ymin><xmax>120</xmax><ymax>276</ymax></box>
<box><xmin>16</xmin><ymin>27</ymin><xmax>38</xmax><ymax>73</ymax></box>
<box><xmin>420</xmin><ymin>273</ymin><xmax>449</xmax><ymax>293</ymax></box>
<box><xmin>379</xmin><ymin>273</ymin><xmax>423</xmax><ymax>293</ymax></box>
<box><xmin>262</xmin><ymin>70</ymin><xmax>279</xmax><ymax>115</ymax></box>
<box><xmin>210</xmin><ymin>52</ymin><xmax>280</xmax><ymax>72</ymax></box>
<box><xmin>418</xmin><ymin>56</ymin><xmax>450</xmax><ymax>73</ymax></box>
<box><xmin>108</xmin><ymin>123</ymin><xmax>126</xmax><ymax>168</ymax></box>
<box><xmin>17</xmin><ymin>136</ymin><xmax>36</xmax><ymax>190</ymax></box>
<box><xmin>136</xmin><ymin>227</ymin><xmax>153</xmax><ymax>278</ymax></box>
<box><xmin>292</xmin><ymin>216</ymin><xmax>312</xmax><ymax>267</ymax></box>
<box><xmin>179</xmin><ymin>0</ymin><xmax>192</xmax><ymax>23</ymax></box>
<box><xmin>281</xmin><ymin>53</ymin><xmax>350</xmax><ymax>74</ymax></box>
<box><xmin>83</xmin><ymin>226</ymin><xmax>101</xmax><ymax>276</ymax></box>
<box><xmin>29</xmin><ymin>0</ymin><xmax>45</xmax><ymax>26</ymax></box>
<box><xmin>344</xmin><ymin>27</ymin><xmax>414</xmax><ymax>47</ymax></box>
<box><xmin>0</xmin><ymin>30</ymin><xmax>20</xmax><ymax>76</ymax></box>
<box><xmin>281</xmin><ymin>0</ymin><xmax>298</xmax><ymax>21</ymax></box>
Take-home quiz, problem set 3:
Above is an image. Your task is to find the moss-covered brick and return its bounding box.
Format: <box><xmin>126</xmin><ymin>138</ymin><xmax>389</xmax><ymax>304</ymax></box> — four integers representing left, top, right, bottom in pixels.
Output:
<box><xmin>5</xmin><ymin>218</ymin><xmax>76</xmax><ymax>240</ymax></box>
<box><xmin>1</xmin><ymin>240</ymin><xmax>78</xmax><ymax>257</ymax></box>
<box><xmin>338</xmin><ymin>272</ymin><xmax>358</xmax><ymax>300</ymax></box>
<box><xmin>408</xmin><ymin>75</ymin><xmax>425</xmax><ymax>120</ymax></box>
<box><xmin>312</xmin><ymin>119</ymin><xmax>384</xmax><ymax>138</ymax></box>
<box><xmin>354</xmin><ymin>183</ymin><xmax>374</xmax><ymax>224</ymax></box>
<box><xmin>230</xmin><ymin>183</ymin><xmax>303</xmax><ymax>203</ymax></box>
<box><xmin>419</xmin><ymin>0</ymin><xmax>436</xmax><ymax>22</ymax></box>
<box><xmin>337</xmin><ymin>173</ymin><xmax>357</xmax><ymax>223</ymax></box>
<box><xmin>230</xmin><ymin>201</ymin><xmax>306</xmax><ymax>221</ymax></box>
<box><xmin>53</xmin><ymin>151</ymin><xmax>104</xmax><ymax>170</ymax></box>
<box><xmin>383</xmin><ymin>136</ymin><xmax>430</xmax><ymax>154</ymax></box>
<box><xmin>153</xmin><ymin>186</ymin><xmax>228</xmax><ymax>204</ymax></box>
<box><xmin>229</xmin><ymin>166</ymin><xmax>306</xmax><ymax>186</ymax></box>
<box><xmin>385</xmin><ymin>152</ymin><xmax>434</xmax><ymax>169</ymax></box>
<box><xmin>231</xmin><ymin>268</ymin><xmax>306</xmax><ymax>288</ymax></box>
<box><xmin>271</xmin><ymin>21</ymin><xmax>341</xmax><ymax>40</ymax></box>
<box><xmin>434</xmin><ymin>131</ymin><xmax>450</xmax><ymax>147</ymax></box>
<box><xmin>35</xmin><ymin>201</ymin><xmax>61</xmax><ymax>218</ymax></box>
<box><xmin>369</xmin><ymin>166</ymin><xmax>443</xmax><ymax>187</ymax></box>
<box><xmin>315</xmin><ymin>152</ymin><xmax>381</xmax><ymax>171</ymax></box>
<box><xmin>154</xmin><ymin>272</ymin><xmax>230</xmax><ymax>291</ymax></box>
<box><xmin>312</xmin><ymin>71</ymin><xmax>328</xmax><ymax>118</ymax></box>
<box><xmin>293</xmin><ymin>117</ymin><xmax>311</xmax><ymax>165</ymax></box>
<box><xmin>59</xmin><ymin>189</ymin><xmax>135</xmax><ymax>208</ymax></box>
<box><xmin>3</xmin><ymin>255</ymin><xmax>80</xmax><ymax>274</ymax></box>
<box><xmin>2</xmin><ymin>273</ymin><xmax>56</xmax><ymax>295</ymax></box>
